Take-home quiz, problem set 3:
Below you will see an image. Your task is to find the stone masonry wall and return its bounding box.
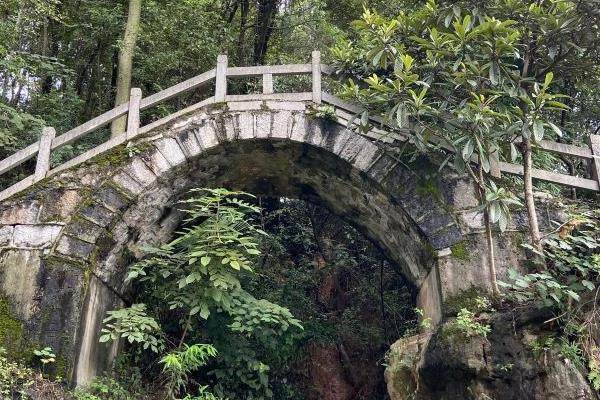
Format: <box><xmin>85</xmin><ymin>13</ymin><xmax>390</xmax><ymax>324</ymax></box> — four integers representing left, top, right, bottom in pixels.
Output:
<box><xmin>0</xmin><ymin>99</ymin><xmax>527</xmax><ymax>384</ymax></box>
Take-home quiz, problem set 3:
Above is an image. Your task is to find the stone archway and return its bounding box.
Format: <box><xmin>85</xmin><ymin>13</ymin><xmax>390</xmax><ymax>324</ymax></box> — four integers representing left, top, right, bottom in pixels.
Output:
<box><xmin>0</xmin><ymin>100</ymin><xmax>484</xmax><ymax>384</ymax></box>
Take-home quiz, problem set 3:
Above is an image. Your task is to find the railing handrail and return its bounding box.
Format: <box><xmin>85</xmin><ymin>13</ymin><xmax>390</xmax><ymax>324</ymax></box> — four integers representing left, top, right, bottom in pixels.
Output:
<box><xmin>0</xmin><ymin>50</ymin><xmax>598</xmax><ymax>203</ymax></box>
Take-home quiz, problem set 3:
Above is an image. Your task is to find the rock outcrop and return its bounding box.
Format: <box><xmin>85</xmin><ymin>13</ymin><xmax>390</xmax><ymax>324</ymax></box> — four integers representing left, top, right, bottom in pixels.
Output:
<box><xmin>385</xmin><ymin>308</ymin><xmax>598</xmax><ymax>400</ymax></box>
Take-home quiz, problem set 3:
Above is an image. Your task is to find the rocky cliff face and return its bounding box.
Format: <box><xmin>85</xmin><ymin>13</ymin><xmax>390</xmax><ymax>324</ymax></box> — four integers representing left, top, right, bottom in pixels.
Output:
<box><xmin>385</xmin><ymin>307</ymin><xmax>598</xmax><ymax>400</ymax></box>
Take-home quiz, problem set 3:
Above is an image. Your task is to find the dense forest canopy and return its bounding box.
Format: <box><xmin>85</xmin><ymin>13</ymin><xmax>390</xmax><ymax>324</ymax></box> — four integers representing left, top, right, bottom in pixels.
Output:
<box><xmin>0</xmin><ymin>0</ymin><xmax>599</xmax><ymax>399</ymax></box>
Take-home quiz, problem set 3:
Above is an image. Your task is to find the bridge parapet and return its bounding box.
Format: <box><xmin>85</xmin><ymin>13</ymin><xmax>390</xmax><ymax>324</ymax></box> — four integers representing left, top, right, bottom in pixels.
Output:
<box><xmin>0</xmin><ymin>52</ymin><xmax>598</xmax><ymax>202</ymax></box>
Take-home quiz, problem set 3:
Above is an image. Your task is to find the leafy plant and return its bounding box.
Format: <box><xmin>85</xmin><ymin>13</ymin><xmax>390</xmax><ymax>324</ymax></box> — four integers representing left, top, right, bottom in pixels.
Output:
<box><xmin>415</xmin><ymin>307</ymin><xmax>432</xmax><ymax>331</ymax></box>
<box><xmin>33</xmin><ymin>347</ymin><xmax>56</xmax><ymax>366</ymax></box>
<box><xmin>500</xmin><ymin>208</ymin><xmax>600</xmax><ymax>307</ymax></box>
<box><xmin>72</xmin><ymin>376</ymin><xmax>134</xmax><ymax>400</ymax></box>
<box><xmin>454</xmin><ymin>308</ymin><xmax>491</xmax><ymax>338</ymax></box>
<box><xmin>308</xmin><ymin>105</ymin><xmax>337</xmax><ymax>121</ymax></box>
<box><xmin>103</xmin><ymin>189</ymin><xmax>303</xmax><ymax>398</ymax></box>
<box><xmin>160</xmin><ymin>344</ymin><xmax>219</xmax><ymax>399</ymax></box>
<box><xmin>0</xmin><ymin>347</ymin><xmax>33</xmax><ymax>399</ymax></box>
<box><xmin>100</xmin><ymin>304</ymin><xmax>165</xmax><ymax>353</ymax></box>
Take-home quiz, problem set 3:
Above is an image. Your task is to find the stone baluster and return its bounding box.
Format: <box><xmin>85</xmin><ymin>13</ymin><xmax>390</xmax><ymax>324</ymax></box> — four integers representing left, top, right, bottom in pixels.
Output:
<box><xmin>263</xmin><ymin>73</ymin><xmax>273</xmax><ymax>94</ymax></box>
<box><xmin>215</xmin><ymin>54</ymin><xmax>228</xmax><ymax>102</ymax></box>
<box><xmin>312</xmin><ymin>50</ymin><xmax>321</xmax><ymax>104</ymax></box>
<box><xmin>34</xmin><ymin>127</ymin><xmax>56</xmax><ymax>182</ymax></box>
<box><xmin>126</xmin><ymin>87</ymin><xmax>142</xmax><ymax>140</ymax></box>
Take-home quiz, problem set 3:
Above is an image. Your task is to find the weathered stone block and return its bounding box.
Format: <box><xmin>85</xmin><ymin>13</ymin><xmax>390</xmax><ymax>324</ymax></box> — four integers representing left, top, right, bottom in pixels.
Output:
<box><xmin>227</xmin><ymin>101</ymin><xmax>262</xmax><ymax>111</ymax></box>
<box><xmin>337</xmin><ymin>136</ymin><xmax>365</xmax><ymax>165</ymax></box>
<box><xmin>141</xmin><ymin>147</ymin><xmax>172</xmax><ymax>176</ymax></box>
<box><xmin>194</xmin><ymin>121</ymin><xmax>219</xmax><ymax>150</ymax></box>
<box><xmin>96</xmin><ymin>185</ymin><xmax>129</xmax><ymax>212</ymax></box>
<box><xmin>175</xmin><ymin>129</ymin><xmax>203</xmax><ymax>159</ymax></box>
<box><xmin>289</xmin><ymin>113</ymin><xmax>308</xmax><ymax>142</ymax></box>
<box><xmin>418</xmin><ymin>211</ymin><xmax>456</xmax><ymax>238</ymax></box>
<box><xmin>80</xmin><ymin>204</ymin><xmax>114</xmax><ymax>228</ymax></box>
<box><xmin>38</xmin><ymin>189</ymin><xmax>82</xmax><ymax>222</ymax></box>
<box><xmin>0</xmin><ymin>249</ymin><xmax>42</xmax><ymax>320</ymax></box>
<box><xmin>255</xmin><ymin>112</ymin><xmax>273</xmax><ymax>139</ymax></box>
<box><xmin>13</xmin><ymin>224</ymin><xmax>61</xmax><ymax>248</ymax></box>
<box><xmin>351</xmin><ymin>140</ymin><xmax>381</xmax><ymax>171</ymax></box>
<box><xmin>112</xmin><ymin>172</ymin><xmax>144</xmax><ymax>196</ymax></box>
<box><xmin>265</xmin><ymin>100</ymin><xmax>305</xmax><ymax>111</ymax></box>
<box><xmin>65</xmin><ymin>218</ymin><xmax>106</xmax><ymax>244</ymax></box>
<box><xmin>0</xmin><ymin>200</ymin><xmax>40</xmax><ymax>225</ymax></box>
<box><xmin>154</xmin><ymin>137</ymin><xmax>187</xmax><ymax>168</ymax></box>
<box><xmin>366</xmin><ymin>154</ymin><xmax>397</xmax><ymax>184</ymax></box>
<box><xmin>222</xmin><ymin>114</ymin><xmax>239</xmax><ymax>142</ymax></box>
<box><xmin>459</xmin><ymin>210</ymin><xmax>484</xmax><ymax>231</ymax></box>
<box><xmin>270</xmin><ymin>111</ymin><xmax>292</xmax><ymax>139</ymax></box>
<box><xmin>237</xmin><ymin>113</ymin><xmax>255</xmax><ymax>140</ymax></box>
<box><xmin>417</xmin><ymin>265</ymin><xmax>442</xmax><ymax>325</ymax></box>
<box><xmin>303</xmin><ymin>120</ymin><xmax>326</xmax><ymax>147</ymax></box>
<box><xmin>0</xmin><ymin>226</ymin><xmax>14</xmax><ymax>246</ymax></box>
<box><xmin>428</xmin><ymin>224</ymin><xmax>463</xmax><ymax>250</ymax></box>
<box><xmin>56</xmin><ymin>235</ymin><xmax>95</xmax><ymax>259</ymax></box>
<box><xmin>122</xmin><ymin>158</ymin><xmax>157</xmax><ymax>188</ymax></box>
<box><xmin>326</xmin><ymin>128</ymin><xmax>353</xmax><ymax>156</ymax></box>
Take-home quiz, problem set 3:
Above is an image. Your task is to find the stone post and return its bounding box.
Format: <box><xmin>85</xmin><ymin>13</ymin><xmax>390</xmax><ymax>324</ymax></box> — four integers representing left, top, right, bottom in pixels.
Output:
<box><xmin>311</xmin><ymin>50</ymin><xmax>321</xmax><ymax>104</ymax></box>
<box><xmin>215</xmin><ymin>54</ymin><xmax>228</xmax><ymax>102</ymax></box>
<box><xmin>126</xmin><ymin>87</ymin><xmax>142</xmax><ymax>140</ymax></box>
<box><xmin>34</xmin><ymin>127</ymin><xmax>55</xmax><ymax>181</ymax></box>
<box><xmin>262</xmin><ymin>73</ymin><xmax>273</xmax><ymax>94</ymax></box>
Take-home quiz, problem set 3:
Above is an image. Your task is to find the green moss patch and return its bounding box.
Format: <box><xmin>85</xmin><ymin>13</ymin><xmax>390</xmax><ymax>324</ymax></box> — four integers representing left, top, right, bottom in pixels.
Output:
<box><xmin>0</xmin><ymin>296</ymin><xmax>24</xmax><ymax>358</ymax></box>
<box><xmin>450</xmin><ymin>241</ymin><xmax>469</xmax><ymax>261</ymax></box>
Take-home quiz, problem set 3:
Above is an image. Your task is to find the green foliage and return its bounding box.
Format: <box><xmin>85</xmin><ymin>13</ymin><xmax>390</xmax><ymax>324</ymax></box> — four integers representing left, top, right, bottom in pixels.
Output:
<box><xmin>501</xmin><ymin>205</ymin><xmax>600</xmax><ymax>389</ymax></box>
<box><xmin>160</xmin><ymin>344</ymin><xmax>219</xmax><ymax>399</ymax></box>
<box><xmin>100</xmin><ymin>304</ymin><xmax>165</xmax><ymax>353</ymax></box>
<box><xmin>529</xmin><ymin>335</ymin><xmax>557</xmax><ymax>358</ymax></box>
<box><xmin>451</xmin><ymin>295</ymin><xmax>493</xmax><ymax>338</ymax></box>
<box><xmin>72</xmin><ymin>376</ymin><xmax>134</xmax><ymax>400</ymax></box>
<box><xmin>0</xmin><ymin>347</ymin><xmax>33</xmax><ymax>399</ymax></box>
<box><xmin>330</xmin><ymin>2</ymin><xmax>599</xmax><ymax>236</ymax></box>
<box><xmin>104</xmin><ymin>189</ymin><xmax>303</xmax><ymax>399</ymax></box>
<box><xmin>454</xmin><ymin>308</ymin><xmax>492</xmax><ymax>338</ymax></box>
<box><xmin>307</xmin><ymin>105</ymin><xmax>337</xmax><ymax>121</ymax></box>
<box><xmin>500</xmin><ymin>208</ymin><xmax>600</xmax><ymax>307</ymax></box>
<box><xmin>415</xmin><ymin>308</ymin><xmax>432</xmax><ymax>332</ymax></box>
<box><xmin>33</xmin><ymin>347</ymin><xmax>55</xmax><ymax>366</ymax></box>
<box><xmin>246</xmin><ymin>200</ymin><xmax>417</xmax><ymax>398</ymax></box>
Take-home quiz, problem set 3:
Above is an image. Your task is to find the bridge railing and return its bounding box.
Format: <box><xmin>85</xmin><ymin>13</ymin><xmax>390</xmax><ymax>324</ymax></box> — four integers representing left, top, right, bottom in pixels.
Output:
<box><xmin>0</xmin><ymin>51</ymin><xmax>598</xmax><ymax>201</ymax></box>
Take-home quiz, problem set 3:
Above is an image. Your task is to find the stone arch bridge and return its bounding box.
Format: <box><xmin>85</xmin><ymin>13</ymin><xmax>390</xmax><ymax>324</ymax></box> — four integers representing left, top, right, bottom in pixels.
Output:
<box><xmin>0</xmin><ymin>52</ymin><xmax>597</xmax><ymax>385</ymax></box>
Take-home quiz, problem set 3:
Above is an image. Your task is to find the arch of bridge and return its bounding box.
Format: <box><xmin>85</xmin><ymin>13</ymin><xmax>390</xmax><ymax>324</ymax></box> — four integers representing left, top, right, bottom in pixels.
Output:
<box><xmin>0</xmin><ymin>99</ymin><xmax>472</xmax><ymax>383</ymax></box>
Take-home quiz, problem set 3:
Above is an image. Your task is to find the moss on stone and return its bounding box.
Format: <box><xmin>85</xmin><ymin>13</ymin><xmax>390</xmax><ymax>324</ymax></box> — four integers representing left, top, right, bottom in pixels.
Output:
<box><xmin>50</xmin><ymin>354</ymin><xmax>70</xmax><ymax>380</ymax></box>
<box><xmin>207</xmin><ymin>102</ymin><xmax>228</xmax><ymax>113</ymax></box>
<box><xmin>443</xmin><ymin>288</ymin><xmax>487</xmax><ymax>317</ymax></box>
<box><xmin>416</xmin><ymin>176</ymin><xmax>442</xmax><ymax>202</ymax></box>
<box><xmin>450</xmin><ymin>241</ymin><xmax>469</xmax><ymax>260</ymax></box>
<box><xmin>0</xmin><ymin>296</ymin><xmax>24</xmax><ymax>358</ymax></box>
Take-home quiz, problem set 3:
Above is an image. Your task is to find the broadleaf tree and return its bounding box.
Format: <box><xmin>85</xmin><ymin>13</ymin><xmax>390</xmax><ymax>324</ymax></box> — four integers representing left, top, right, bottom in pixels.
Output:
<box><xmin>331</xmin><ymin>0</ymin><xmax>598</xmax><ymax>286</ymax></box>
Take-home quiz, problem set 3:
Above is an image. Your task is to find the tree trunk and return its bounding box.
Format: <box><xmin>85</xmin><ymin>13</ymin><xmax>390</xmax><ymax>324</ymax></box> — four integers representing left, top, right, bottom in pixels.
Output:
<box><xmin>476</xmin><ymin>165</ymin><xmax>499</xmax><ymax>296</ymax></box>
<box><xmin>111</xmin><ymin>0</ymin><xmax>142</xmax><ymax>137</ymax></box>
<box><xmin>252</xmin><ymin>0</ymin><xmax>279</xmax><ymax>65</ymax></box>
<box><xmin>522</xmin><ymin>138</ymin><xmax>543</xmax><ymax>256</ymax></box>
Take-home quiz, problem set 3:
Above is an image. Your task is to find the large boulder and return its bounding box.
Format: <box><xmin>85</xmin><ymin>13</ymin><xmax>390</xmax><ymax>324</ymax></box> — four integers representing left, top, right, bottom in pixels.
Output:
<box><xmin>385</xmin><ymin>307</ymin><xmax>598</xmax><ymax>400</ymax></box>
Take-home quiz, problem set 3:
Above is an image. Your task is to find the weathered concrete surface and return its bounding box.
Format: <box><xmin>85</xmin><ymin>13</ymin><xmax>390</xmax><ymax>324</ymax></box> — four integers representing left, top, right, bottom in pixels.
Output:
<box><xmin>0</xmin><ymin>99</ymin><xmax>527</xmax><ymax>384</ymax></box>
